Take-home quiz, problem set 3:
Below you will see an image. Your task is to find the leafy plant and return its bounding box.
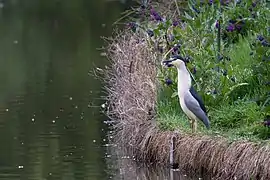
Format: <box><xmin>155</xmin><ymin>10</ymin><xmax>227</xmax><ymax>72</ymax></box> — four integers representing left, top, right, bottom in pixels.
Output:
<box><xmin>128</xmin><ymin>0</ymin><xmax>270</xmax><ymax>140</ymax></box>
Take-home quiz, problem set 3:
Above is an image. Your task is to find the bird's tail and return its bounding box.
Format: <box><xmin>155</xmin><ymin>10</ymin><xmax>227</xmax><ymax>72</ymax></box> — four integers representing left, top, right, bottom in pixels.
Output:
<box><xmin>201</xmin><ymin>116</ymin><xmax>210</xmax><ymax>129</ymax></box>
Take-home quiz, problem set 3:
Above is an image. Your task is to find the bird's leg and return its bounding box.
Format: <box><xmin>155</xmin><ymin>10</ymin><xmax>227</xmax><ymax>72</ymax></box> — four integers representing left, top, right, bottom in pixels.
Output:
<box><xmin>191</xmin><ymin>119</ymin><xmax>197</xmax><ymax>133</ymax></box>
<box><xmin>193</xmin><ymin>120</ymin><xmax>197</xmax><ymax>133</ymax></box>
<box><xmin>191</xmin><ymin>119</ymin><xmax>194</xmax><ymax>133</ymax></box>
<box><xmin>189</xmin><ymin>118</ymin><xmax>195</xmax><ymax>133</ymax></box>
<box><xmin>188</xmin><ymin>118</ymin><xmax>193</xmax><ymax>130</ymax></box>
<box><xmin>188</xmin><ymin>118</ymin><xmax>197</xmax><ymax>133</ymax></box>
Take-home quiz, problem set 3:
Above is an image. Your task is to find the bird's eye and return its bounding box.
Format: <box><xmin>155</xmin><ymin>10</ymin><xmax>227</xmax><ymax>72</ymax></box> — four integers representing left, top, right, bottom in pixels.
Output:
<box><xmin>162</xmin><ymin>60</ymin><xmax>174</xmax><ymax>67</ymax></box>
<box><xmin>166</xmin><ymin>63</ymin><xmax>173</xmax><ymax>67</ymax></box>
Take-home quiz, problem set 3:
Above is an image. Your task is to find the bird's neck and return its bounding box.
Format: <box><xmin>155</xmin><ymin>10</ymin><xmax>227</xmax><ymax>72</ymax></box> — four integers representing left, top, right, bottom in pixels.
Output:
<box><xmin>177</xmin><ymin>67</ymin><xmax>192</xmax><ymax>96</ymax></box>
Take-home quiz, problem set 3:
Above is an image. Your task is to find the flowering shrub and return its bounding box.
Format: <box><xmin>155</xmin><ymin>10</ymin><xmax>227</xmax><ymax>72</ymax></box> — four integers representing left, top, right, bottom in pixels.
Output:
<box><xmin>127</xmin><ymin>0</ymin><xmax>270</xmax><ymax>139</ymax></box>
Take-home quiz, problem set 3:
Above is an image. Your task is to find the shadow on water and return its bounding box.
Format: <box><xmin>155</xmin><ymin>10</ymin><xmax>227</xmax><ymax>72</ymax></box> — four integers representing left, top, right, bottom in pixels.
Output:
<box><xmin>0</xmin><ymin>0</ymin><xmax>200</xmax><ymax>179</ymax></box>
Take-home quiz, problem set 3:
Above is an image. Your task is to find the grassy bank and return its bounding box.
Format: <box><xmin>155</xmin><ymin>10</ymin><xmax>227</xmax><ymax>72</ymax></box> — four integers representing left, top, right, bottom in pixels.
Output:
<box><xmin>103</xmin><ymin>0</ymin><xmax>270</xmax><ymax>179</ymax></box>
<box><xmin>158</xmin><ymin>97</ymin><xmax>268</xmax><ymax>142</ymax></box>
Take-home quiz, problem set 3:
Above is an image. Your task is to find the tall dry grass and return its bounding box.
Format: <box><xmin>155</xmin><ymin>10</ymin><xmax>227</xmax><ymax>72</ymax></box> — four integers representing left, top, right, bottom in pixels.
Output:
<box><xmin>103</xmin><ymin>29</ymin><xmax>270</xmax><ymax>180</ymax></box>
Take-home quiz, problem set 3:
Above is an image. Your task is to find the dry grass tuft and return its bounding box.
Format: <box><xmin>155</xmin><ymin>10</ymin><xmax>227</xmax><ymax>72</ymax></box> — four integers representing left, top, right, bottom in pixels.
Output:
<box><xmin>103</xmin><ymin>30</ymin><xmax>270</xmax><ymax>179</ymax></box>
<box><xmin>104</xmin><ymin>30</ymin><xmax>158</xmax><ymax>151</ymax></box>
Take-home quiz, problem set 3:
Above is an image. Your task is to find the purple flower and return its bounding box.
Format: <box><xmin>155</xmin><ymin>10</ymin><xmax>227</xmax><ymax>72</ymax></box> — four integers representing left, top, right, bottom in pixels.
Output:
<box><xmin>226</xmin><ymin>23</ymin><xmax>235</xmax><ymax>32</ymax></box>
<box><xmin>150</xmin><ymin>9</ymin><xmax>162</xmax><ymax>21</ymax></box>
<box><xmin>257</xmin><ymin>35</ymin><xmax>264</xmax><ymax>41</ymax></box>
<box><xmin>262</xmin><ymin>40</ymin><xmax>270</xmax><ymax>47</ymax></box>
<box><xmin>215</xmin><ymin>20</ymin><xmax>220</xmax><ymax>28</ymax></box>
<box><xmin>252</xmin><ymin>2</ymin><xmax>257</xmax><ymax>7</ymax></box>
<box><xmin>165</xmin><ymin>78</ymin><xmax>173</xmax><ymax>86</ymax></box>
<box><xmin>172</xmin><ymin>20</ymin><xmax>179</xmax><ymax>27</ymax></box>
<box><xmin>209</xmin><ymin>0</ymin><xmax>213</xmax><ymax>5</ymax></box>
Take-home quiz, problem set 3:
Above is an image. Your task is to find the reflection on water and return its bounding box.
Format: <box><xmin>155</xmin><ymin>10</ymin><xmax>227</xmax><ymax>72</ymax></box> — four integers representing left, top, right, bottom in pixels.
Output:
<box><xmin>0</xmin><ymin>0</ymin><xmax>199</xmax><ymax>179</ymax></box>
<box><xmin>105</xmin><ymin>132</ymin><xmax>201</xmax><ymax>180</ymax></box>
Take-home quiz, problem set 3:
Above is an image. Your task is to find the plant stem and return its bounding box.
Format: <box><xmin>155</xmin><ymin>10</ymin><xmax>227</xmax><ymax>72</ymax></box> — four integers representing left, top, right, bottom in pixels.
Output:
<box><xmin>217</xmin><ymin>1</ymin><xmax>222</xmax><ymax>63</ymax></box>
<box><xmin>217</xmin><ymin>19</ymin><xmax>221</xmax><ymax>62</ymax></box>
<box><xmin>174</xmin><ymin>0</ymin><xmax>181</xmax><ymax>17</ymax></box>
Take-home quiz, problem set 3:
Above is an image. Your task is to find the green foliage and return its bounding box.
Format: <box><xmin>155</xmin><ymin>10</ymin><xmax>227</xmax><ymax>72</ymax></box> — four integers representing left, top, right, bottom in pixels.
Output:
<box><xmin>252</xmin><ymin>125</ymin><xmax>270</xmax><ymax>140</ymax></box>
<box><xmin>210</xmin><ymin>101</ymin><xmax>262</xmax><ymax>129</ymax></box>
<box><xmin>157</xmin><ymin>97</ymin><xmax>270</xmax><ymax>140</ymax></box>
<box><xmin>132</xmin><ymin>0</ymin><xmax>270</xmax><ymax>141</ymax></box>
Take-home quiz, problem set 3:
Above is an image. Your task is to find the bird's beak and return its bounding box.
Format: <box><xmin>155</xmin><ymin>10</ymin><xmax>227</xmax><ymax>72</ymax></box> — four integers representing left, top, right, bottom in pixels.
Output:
<box><xmin>162</xmin><ymin>60</ymin><xmax>174</xmax><ymax>68</ymax></box>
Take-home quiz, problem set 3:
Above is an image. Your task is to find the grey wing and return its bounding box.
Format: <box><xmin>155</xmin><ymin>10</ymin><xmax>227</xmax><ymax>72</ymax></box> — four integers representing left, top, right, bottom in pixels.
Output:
<box><xmin>184</xmin><ymin>92</ymin><xmax>210</xmax><ymax>128</ymax></box>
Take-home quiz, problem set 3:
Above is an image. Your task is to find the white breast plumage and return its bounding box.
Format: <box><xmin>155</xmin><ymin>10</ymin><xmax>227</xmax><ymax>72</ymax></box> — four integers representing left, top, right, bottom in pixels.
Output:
<box><xmin>179</xmin><ymin>96</ymin><xmax>197</xmax><ymax>120</ymax></box>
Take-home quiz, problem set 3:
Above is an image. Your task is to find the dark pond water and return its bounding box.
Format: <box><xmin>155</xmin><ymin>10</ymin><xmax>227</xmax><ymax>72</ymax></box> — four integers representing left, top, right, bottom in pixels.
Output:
<box><xmin>0</xmin><ymin>0</ymin><xmax>199</xmax><ymax>179</ymax></box>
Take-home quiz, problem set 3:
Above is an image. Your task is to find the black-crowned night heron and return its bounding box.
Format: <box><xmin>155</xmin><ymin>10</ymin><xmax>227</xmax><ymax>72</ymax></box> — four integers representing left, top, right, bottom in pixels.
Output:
<box><xmin>162</xmin><ymin>56</ymin><xmax>210</xmax><ymax>133</ymax></box>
